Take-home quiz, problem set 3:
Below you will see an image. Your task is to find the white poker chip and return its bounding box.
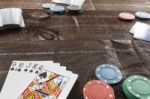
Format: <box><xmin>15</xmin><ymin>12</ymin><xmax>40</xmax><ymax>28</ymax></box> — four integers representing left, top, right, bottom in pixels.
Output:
<box><xmin>67</xmin><ymin>5</ymin><xmax>81</xmax><ymax>11</ymax></box>
<box><xmin>50</xmin><ymin>6</ymin><xmax>65</xmax><ymax>14</ymax></box>
<box><xmin>135</xmin><ymin>12</ymin><xmax>150</xmax><ymax>19</ymax></box>
<box><xmin>42</xmin><ymin>3</ymin><xmax>56</xmax><ymax>9</ymax></box>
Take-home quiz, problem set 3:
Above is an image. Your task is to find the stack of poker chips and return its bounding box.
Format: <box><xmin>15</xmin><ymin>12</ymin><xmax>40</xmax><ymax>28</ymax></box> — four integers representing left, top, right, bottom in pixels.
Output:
<box><xmin>83</xmin><ymin>64</ymin><xmax>123</xmax><ymax>99</ymax></box>
<box><xmin>122</xmin><ymin>75</ymin><xmax>150</xmax><ymax>99</ymax></box>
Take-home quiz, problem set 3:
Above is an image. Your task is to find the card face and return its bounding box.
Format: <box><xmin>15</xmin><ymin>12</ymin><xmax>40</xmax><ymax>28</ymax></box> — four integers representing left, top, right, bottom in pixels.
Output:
<box><xmin>19</xmin><ymin>69</ymin><xmax>78</xmax><ymax>99</ymax></box>
<box><xmin>19</xmin><ymin>70</ymin><xmax>70</xmax><ymax>99</ymax></box>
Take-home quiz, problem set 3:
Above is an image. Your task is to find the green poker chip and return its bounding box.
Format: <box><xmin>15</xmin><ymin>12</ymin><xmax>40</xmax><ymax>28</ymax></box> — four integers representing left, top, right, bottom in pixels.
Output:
<box><xmin>42</xmin><ymin>3</ymin><xmax>56</xmax><ymax>9</ymax></box>
<box><xmin>123</xmin><ymin>75</ymin><xmax>150</xmax><ymax>99</ymax></box>
<box><xmin>123</xmin><ymin>80</ymin><xmax>136</xmax><ymax>99</ymax></box>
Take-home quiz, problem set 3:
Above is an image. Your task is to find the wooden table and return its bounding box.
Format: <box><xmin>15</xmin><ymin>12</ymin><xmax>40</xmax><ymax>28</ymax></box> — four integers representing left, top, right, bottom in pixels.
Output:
<box><xmin>0</xmin><ymin>0</ymin><xmax>150</xmax><ymax>99</ymax></box>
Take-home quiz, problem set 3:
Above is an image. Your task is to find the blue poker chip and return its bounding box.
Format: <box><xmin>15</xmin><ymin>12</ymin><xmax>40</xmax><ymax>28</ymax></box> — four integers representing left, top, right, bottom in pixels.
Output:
<box><xmin>50</xmin><ymin>6</ymin><xmax>65</xmax><ymax>14</ymax></box>
<box><xmin>135</xmin><ymin>12</ymin><xmax>150</xmax><ymax>20</ymax></box>
<box><xmin>95</xmin><ymin>64</ymin><xmax>123</xmax><ymax>84</ymax></box>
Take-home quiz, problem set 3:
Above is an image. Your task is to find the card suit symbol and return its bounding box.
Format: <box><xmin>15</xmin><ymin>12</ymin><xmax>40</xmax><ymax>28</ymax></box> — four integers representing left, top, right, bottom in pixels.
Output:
<box><xmin>35</xmin><ymin>71</ymin><xmax>39</xmax><ymax>74</ymax></box>
<box><xmin>39</xmin><ymin>72</ymin><xmax>47</xmax><ymax>79</ymax></box>
<box><xmin>17</xmin><ymin>68</ymin><xmax>21</xmax><ymax>72</ymax></box>
<box><xmin>24</xmin><ymin>69</ymin><xmax>28</xmax><ymax>72</ymax></box>
<box><xmin>29</xmin><ymin>70</ymin><xmax>33</xmax><ymax>73</ymax></box>
<box><xmin>10</xmin><ymin>68</ymin><xmax>14</xmax><ymax>71</ymax></box>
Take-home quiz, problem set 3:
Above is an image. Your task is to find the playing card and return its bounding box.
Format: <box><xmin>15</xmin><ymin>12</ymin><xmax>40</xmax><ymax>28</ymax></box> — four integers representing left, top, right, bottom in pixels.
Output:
<box><xmin>129</xmin><ymin>22</ymin><xmax>150</xmax><ymax>41</ymax></box>
<box><xmin>18</xmin><ymin>69</ymin><xmax>78</xmax><ymax>99</ymax></box>
<box><xmin>0</xmin><ymin>61</ymin><xmax>67</xmax><ymax>99</ymax></box>
<box><xmin>0</xmin><ymin>61</ymin><xmax>26</xmax><ymax>96</ymax></box>
<box><xmin>51</xmin><ymin>0</ymin><xmax>85</xmax><ymax>7</ymax></box>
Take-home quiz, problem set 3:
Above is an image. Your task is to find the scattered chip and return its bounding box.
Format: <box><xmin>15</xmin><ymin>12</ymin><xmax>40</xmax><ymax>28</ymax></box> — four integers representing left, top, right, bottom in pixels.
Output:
<box><xmin>50</xmin><ymin>6</ymin><xmax>65</xmax><ymax>14</ymax></box>
<box><xmin>67</xmin><ymin>5</ymin><xmax>81</xmax><ymax>11</ymax></box>
<box><xmin>118</xmin><ymin>12</ymin><xmax>135</xmax><ymax>21</ymax></box>
<box><xmin>95</xmin><ymin>64</ymin><xmax>123</xmax><ymax>84</ymax></box>
<box><xmin>123</xmin><ymin>75</ymin><xmax>150</xmax><ymax>99</ymax></box>
<box><xmin>83</xmin><ymin>80</ymin><xmax>115</xmax><ymax>99</ymax></box>
<box><xmin>135</xmin><ymin>11</ymin><xmax>150</xmax><ymax>20</ymax></box>
<box><xmin>42</xmin><ymin>3</ymin><xmax>56</xmax><ymax>9</ymax></box>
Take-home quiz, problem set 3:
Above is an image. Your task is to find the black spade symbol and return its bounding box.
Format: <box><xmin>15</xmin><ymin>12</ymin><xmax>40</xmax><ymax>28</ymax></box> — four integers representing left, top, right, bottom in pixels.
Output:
<box><xmin>35</xmin><ymin>71</ymin><xmax>39</xmax><ymax>74</ymax></box>
<box><xmin>24</xmin><ymin>69</ymin><xmax>28</xmax><ymax>72</ymax></box>
<box><xmin>29</xmin><ymin>70</ymin><xmax>33</xmax><ymax>73</ymax></box>
<box><xmin>11</xmin><ymin>68</ymin><xmax>14</xmax><ymax>71</ymax></box>
<box><xmin>17</xmin><ymin>68</ymin><xmax>21</xmax><ymax>72</ymax></box>
<box><xmin>39</xmin><ymin>72</ymin><xmax>47</xmax><ymax>79</ymax></box>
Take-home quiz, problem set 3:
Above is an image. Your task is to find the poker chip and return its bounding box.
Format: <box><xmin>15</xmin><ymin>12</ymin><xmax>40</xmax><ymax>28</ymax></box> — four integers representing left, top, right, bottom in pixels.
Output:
<box><xmin>67</xmin><ymin>5</ymin><xmax>81</xmax><ymax>11</ymax></box>
<box><xmin>67</xmin><ymin>5</ymin><xmax>81</xmax><ymax>14</ymax></box>
<box><xmin>122</xmin><ymin>82</ymin><xmax>135</xmax><ymax>99</ymax></box>
<box><xmin>83</xmin><ymin>80</ymin><xmax>115</xmax><ymax>99</ymax></box>
<box><xmin>122</xmin><ymin>75</ymin><xmax>150</xmax><ymax>99</ymax></box>
<box><xmin>135</xmin><ymin>12</ymin><xmax>150</xmax><ymax>20</ymax></box>
<box><xmin>95</xmin><ymin>64</ymin><xmax>123</xmax><ymax>84</ymax></box>
<box><xmin>118</xmin><ymin>13</ymin><xmax>135</xmax><ymax>21</ymax></box>
<box><xmin>42</xmin><ymin>3</ymin><xmax>56</xmax><ymax>9</ymax></box>
<box><xmin>50</xmin><ymin>6</ymin><xmax>65</xmax><ymax>14</ymax></box>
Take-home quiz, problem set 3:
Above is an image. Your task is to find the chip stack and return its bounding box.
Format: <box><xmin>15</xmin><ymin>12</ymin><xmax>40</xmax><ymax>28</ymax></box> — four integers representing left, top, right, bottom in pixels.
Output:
<box><xmin>83</xmin><ymin>80</ymin><xmax>115</xmax><ymax>99</ymax></box>
<box><xmin>122</xmin><ymin>75</ymin><xmax>150</xmax><ymax>99</ymax></box>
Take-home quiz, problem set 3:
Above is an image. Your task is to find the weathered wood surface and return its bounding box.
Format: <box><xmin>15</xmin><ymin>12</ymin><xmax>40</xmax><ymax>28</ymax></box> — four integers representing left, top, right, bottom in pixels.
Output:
<box><xmin>0</xmin><ymin>0</ymin><xmax>150</xmax><ymax>99</ymax></box>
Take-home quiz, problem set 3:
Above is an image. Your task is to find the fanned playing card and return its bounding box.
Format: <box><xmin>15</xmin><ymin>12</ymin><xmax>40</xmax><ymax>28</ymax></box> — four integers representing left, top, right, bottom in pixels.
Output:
<box><xmin>129</xmin><ymin>22</ymin><xmax>150</xmax><ymax>41</ymax></box>
<box><xmin>19</xmin><ymin>69</ymin><xmax>78</xmax><ymax>99</ymax></box>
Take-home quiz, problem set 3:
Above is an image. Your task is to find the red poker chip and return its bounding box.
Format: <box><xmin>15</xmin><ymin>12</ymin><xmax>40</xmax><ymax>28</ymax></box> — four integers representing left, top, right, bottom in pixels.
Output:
<box><xmin>83</xmin><ymin>80</ymin><xmax>115</xmax><ymax>99</ymax></box>
<box><xmin>118</xmin><ymin>13</ymin><xmax>135</xmax><ymax>21</ymax></box>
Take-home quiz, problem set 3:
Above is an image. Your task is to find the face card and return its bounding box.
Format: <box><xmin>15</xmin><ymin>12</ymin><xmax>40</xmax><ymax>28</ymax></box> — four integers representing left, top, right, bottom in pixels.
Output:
<box><xmin>19</xmin><ymin>69</ymin><xmax>78</xmax><ymax>99</ymax></box>
<box><xmin>0</xmin><ymin>61</ymin><xmax>67</xmax><ymax>99</ymax></box>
